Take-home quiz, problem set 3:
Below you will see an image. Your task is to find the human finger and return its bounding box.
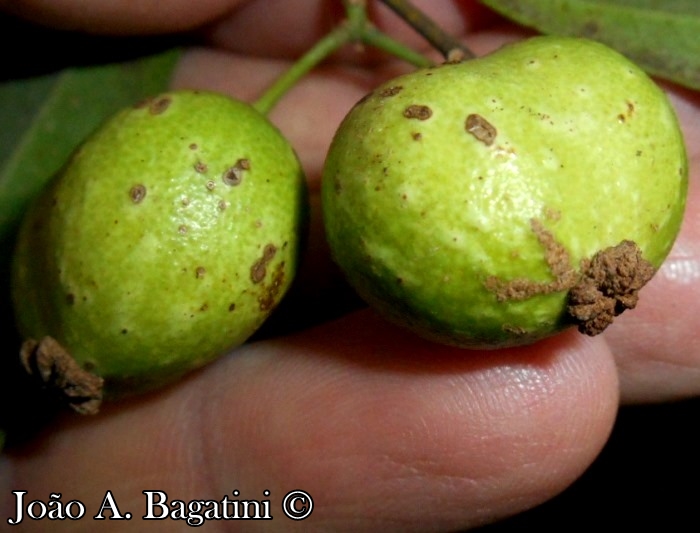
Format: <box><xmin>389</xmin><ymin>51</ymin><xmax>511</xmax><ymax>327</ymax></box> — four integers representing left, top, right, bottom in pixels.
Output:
<box><xmin>604</xmin><ymin>85</ymin><xmax>700</xmax><ymax>403</ymax></box>
<box><xmin>0</xmin><ymin>310</ymin><xmax>618</xmax><ymax>531</ymax></box>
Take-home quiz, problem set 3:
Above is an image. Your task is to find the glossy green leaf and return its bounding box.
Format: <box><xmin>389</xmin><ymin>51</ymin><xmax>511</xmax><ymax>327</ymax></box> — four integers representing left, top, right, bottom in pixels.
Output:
<box><xmin>480</xmin><ymin>0</ymin><xmax>700</xmax><ymax>89</ymax></box>
<box><xmin>0</xmin><ymin>48</ymin><xmax>180</xmax><ymax>244</ymax></box>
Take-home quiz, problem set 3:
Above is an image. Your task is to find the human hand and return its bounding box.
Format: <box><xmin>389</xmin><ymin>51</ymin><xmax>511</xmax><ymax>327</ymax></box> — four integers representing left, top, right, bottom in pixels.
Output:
<box><xmin>0</xmin><ymin>1</ymin><xmax>698</xmax><ymax>530</ymax></box>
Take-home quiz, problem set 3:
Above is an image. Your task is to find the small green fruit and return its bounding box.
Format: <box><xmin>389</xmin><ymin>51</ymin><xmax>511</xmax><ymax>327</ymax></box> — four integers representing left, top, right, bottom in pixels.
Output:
<box><xmin>12</xmin><ymin>90</ymin><xmax>307</xmax><ymax>408</ymax></box>
<box><xmin>322</xmin><ymin>36</ymin><xmax>688</xmax><ymax>348</ymax></box>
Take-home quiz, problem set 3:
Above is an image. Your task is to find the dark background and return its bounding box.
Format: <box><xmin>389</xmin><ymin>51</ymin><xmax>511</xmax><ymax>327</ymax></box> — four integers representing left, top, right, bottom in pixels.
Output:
<box><xmin>478</xmin><ymin>397</ymin><xmax>700</xmax><ymax>530</ymax></box>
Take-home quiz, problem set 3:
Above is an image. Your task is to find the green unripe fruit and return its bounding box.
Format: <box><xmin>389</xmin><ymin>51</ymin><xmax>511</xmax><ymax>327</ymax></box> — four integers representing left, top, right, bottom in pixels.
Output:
<box><xmin>12</xmin><ymin>90</ymin><xmax>307</xmax><ymax>409</ymax></box>
<box><xmin>322</xmin><ymin>36</ymin><xmax>688</xmax><ymax>348</ymax></box>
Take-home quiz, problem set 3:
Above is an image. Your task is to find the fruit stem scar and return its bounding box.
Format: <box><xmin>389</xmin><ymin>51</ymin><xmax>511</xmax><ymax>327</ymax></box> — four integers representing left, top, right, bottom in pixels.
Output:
<box><xmin>466</xmin><ymin>114</ymin><xmax>497</xmax><ymax>146</ymax></box>
<box><xmin>20</xmin><ymin>337</ymin><xmax>104</xmax><ymax>415</ymax></box>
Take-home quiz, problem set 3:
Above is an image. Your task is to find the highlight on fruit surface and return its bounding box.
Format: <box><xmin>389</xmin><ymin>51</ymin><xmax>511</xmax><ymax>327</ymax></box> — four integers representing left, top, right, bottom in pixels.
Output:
<box><xmin>322</xmin><ymin>36</ymin><xmax>688</xmax><ymax>349</ymax></box>
<box><xmin>11</xmin><ymin>90</ymin><xmax>308</xmax><ymax>412</ymax></box>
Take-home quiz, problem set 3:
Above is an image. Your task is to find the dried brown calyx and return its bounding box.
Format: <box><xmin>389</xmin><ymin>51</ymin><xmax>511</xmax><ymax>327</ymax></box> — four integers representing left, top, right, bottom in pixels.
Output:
<box><xmin>20</xmin><ymin>337</ymin><xmax>103</xmax><ymax>415</ymax></box>
<box><xmin>567</xmin><ymin>240</ymin><xmax>655</xmax><ymax>336</ymax></box>
<box><xmin>485</xmin><ymin>219</ymin><xmax>655</xmax><ymax>336</ymax></box>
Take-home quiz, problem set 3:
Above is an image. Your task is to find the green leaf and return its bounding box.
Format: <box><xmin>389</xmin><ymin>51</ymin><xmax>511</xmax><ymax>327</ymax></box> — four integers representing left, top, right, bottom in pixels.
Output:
<box><xmin>0</xmin><ymin>48</ymin><xmax>181</xmax><ymax>244</ymax></box>
<box><xmin>480</xmin><ymin>0</ymin><xmax>700</xmax><ymax>90</ymax></box>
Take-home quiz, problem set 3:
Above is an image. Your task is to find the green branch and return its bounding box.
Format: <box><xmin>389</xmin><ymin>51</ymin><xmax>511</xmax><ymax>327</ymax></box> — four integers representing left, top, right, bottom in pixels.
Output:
<box><xmin>253</xmin><ymin>0</ymin><xmax>442</xmax><ymax>115</ymax></box>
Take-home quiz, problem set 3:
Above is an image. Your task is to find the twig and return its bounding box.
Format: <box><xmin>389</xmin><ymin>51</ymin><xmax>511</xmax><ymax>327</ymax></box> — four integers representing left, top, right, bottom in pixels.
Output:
<box><xmin>379</xmin><ymin>0</ymin><xmax>475</xmax><ymax>61</ymax></box>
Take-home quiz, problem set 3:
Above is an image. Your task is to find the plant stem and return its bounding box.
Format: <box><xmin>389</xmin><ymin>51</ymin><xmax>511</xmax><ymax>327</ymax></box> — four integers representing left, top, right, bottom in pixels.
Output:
<box><xmin>362</xmin><ymin>26</ymin><xmax>433</xmax><ymax>68</ymax></box>
<box><xmin>252</xmin><ymin>25</ymin><xmax>351</xmax><ymax>115</ymax></box>
<box><xmin>379</xmin><ymin>0</ymin><xmax>475</xmax><ymax>61</ymax></box>
<box><xmin>253</xmin><ymin>0</ymin><xmax>437</xmax><ymax>115</ymax></box>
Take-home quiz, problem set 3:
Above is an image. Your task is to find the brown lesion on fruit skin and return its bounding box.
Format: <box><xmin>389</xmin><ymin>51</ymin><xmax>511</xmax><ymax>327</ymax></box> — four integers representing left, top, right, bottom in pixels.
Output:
<box><xmin>466</xmin><ymin>114</ymin><xmax>497</xmax><ymax>146</ymax></box>
<box><xmin>223</xmin><ymin>158</ymin><xmax>251</xmax><ymax>186</ymax></box>
<box><xmin>258</xmin><ymin>261</ymin><xmax>285</xmax><ymax>312</ymax></box>
<box><xmin>404</xmin><ymin>105</ymin><xmax>433</xmax><ymax>120</ymax></box>
<box><xmin>484</xmin><ymin>219</ymin><xmax>655</xmax><ymax>336</ymax></box>
<box><xmin>148</xmin><ymin>96</ymin><xmax>172</xmax><ymax>115</ymax></box>
<box><xmin>129</xmin><ymin>184</ymin><xmax>147</xmax><ymax>204</ymax></box>
<box><xmin>379</xmin><ymin>86</ymin><xmax>403</xmax><ymax>97</ymax></box>
<box><xmin>251</xmin><ymin>244</ymin><xmax>278</xmax><ymax>284</ymax></box>
<box><xmin>20</xmin><ymin>337</ymin><xmax>104</xmax><ymax>415</ymax></box>
<box><xmin>485</xmin><ymin>220</ymin><xmax>578</xmax><ymax>301</ymax></box>
<box><xmin>503</xmin><ymin>323</ymin><xmax>527</xmax><ymax>336</ymax></box>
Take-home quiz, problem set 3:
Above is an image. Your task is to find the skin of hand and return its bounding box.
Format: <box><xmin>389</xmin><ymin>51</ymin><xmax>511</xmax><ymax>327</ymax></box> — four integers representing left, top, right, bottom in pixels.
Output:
<box><xmin>0</xmin><ymin>0</ymin><xmax>698</xmax><ymax>530</ymax></box>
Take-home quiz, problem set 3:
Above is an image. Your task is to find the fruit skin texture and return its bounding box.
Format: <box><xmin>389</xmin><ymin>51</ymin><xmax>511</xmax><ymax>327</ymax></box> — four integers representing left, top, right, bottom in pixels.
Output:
<box><xmin>322</xmin><ymin>36</ymin><xmax>688</xmax><ymax>349</ymax></box>
<box><xmin>12</xmin><ymin>90</ymin><xmax>307</xmax><ymax>396</ymax></box>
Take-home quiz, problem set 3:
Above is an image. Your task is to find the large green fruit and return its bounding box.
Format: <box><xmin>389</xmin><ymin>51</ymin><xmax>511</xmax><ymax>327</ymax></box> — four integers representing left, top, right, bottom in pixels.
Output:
<box><xmin>12</xmin><ymin>90</ymin><xmax>307</xmax><ymax>408</ymax></box>
<box><xmin>322</xmin><ymin>36</ymin><xmax>688</xmax><ymax>348</ymax></box>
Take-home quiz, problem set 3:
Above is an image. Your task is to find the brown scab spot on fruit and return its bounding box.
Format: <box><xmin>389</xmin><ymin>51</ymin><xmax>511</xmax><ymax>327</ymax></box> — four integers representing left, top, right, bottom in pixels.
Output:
<box><xmin>218</xmin><ymin>200</ymin><xmax>229</xmax><ymax>211</ymax></box>
<box><xmin>503</xmin><ymin>324</ymin><xmax>528</xmax><ymax>336</ymax></box>
<box><xmin>404</xmin><ymin>105</ymin><xmax>433</xmax><ymax>120</ymax></box>
<box><xmin>206</xmin><ymin>180</ymin><xmax>216</xmax><ymax>191</ymax></box>
<box><xmin>618</xmin><ymin>100</ymin><xmax>636</xmax><ymax>123</ymax></box>
<box><xmin>195</xmin><ymin>266</ymin><xmax>207</xmax><ymax>279</ymax></box>
<box><xmin>251</xmin><ymin>244</ymin><xmax>278</xmax><ymax>284</ymax></box>
<box><xmin>466</xmin><ymin>114</ymin><xmax>497</xmax><ymax>146</ymax></box>
<box><xmin>149</xmin><ymin>96</ymin><xmax>172</xmax><ymax>115</ymax></box>
<box><xmin>379</xmin><ymin>86</ymin><xmax>403</xmax><ymax>97</ymax></box>
<box><xmin>412</xmin><ymin>132</ymin><xmax>422</xmax><ymax>141</ymax></box>
<box><xmin>194</xmin><ymin>161</ymin><xmax>208</xmax><ymax>174</ymax></box>
<box><xmin>258</xmin><ymin>261</ymin><xmax>285</xmax><ymax>312</ymax></box>
<box><xmin>66</xmin><ymin>293</ymin><xmax>75</xmax><ymax>306</ymax></box>
<box><xmin>567</xmin><ymin>240</ymin><xmax>655</xmax><ymax>336</ymax></box>
<box><xmin>20</xmin><ymin>337</ymin><xmax>104</xmax><ymax>415</ymax></box>
<box><xmin>333</xmin><ymin>174</ymin><xmax>343</xmax><ymax>194</ymax></box>
<box><xmin>189</xmin><ymin>143</ymin><xmax>198</xmax><ymax>151</ymax></box>
<box><xmin>129</xmin><ymin>184</ymin><xmax>147</xmax><ymax>204</ymax></box>
<box><xmin>484</xmin><ymin>219</ymin><xmax>578</xmax><ymax>301</ymax></box>
<box><xmin>531</xmin><ymin>219</ymin><xmax>576</xmax><ymax>280</ymax></box>
<box><xmin>543</xmin><ymin>207</ymin><xmax>562</xmax><ymax>222</ymax></box>
<box><xmin>178</xmin><ymin>225</ymin><xmax>188</xmax><ymax>235</ymax></box>
<box><xmin>229</xmin><ymin>303</ymin><xmax>236</xmax><ymax>312</ymax></box>
<box><xmin>223</xmin><ymin>158</ymin><xmax>251</xmax><ymax>186</ymax></box>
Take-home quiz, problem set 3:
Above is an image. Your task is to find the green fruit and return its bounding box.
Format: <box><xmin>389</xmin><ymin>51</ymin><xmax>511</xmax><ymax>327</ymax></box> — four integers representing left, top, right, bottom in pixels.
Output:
<box><xmin>12</xmin><ymin>90</ymin><xmax>307</xmax><ymax>407</ymax></box>
<box><xmin>322</xmin><ymin>36</ymin><xmax>688</xmax><ymax>349</ymax></box>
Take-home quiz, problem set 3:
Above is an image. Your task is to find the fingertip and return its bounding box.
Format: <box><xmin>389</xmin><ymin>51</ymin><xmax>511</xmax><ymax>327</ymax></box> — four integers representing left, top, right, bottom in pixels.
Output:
<box><xmin>2</xmin><ymin>0</ymin><xmax>240</xmax><ymax>34</ymax></box>
<box><xmin>203</xmin><ymin>312</ymin><xmax>620</xmax><ymax>528</ymax></box>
